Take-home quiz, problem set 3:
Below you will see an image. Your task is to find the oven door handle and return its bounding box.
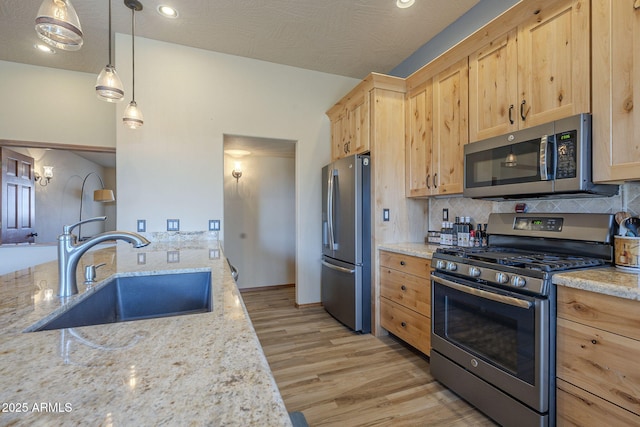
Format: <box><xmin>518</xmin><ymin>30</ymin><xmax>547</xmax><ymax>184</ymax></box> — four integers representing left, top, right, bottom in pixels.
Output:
<box><xmin>432</xmin><ymin>275</ymin><xmax>533</xmax><ymax>309</ymax></box>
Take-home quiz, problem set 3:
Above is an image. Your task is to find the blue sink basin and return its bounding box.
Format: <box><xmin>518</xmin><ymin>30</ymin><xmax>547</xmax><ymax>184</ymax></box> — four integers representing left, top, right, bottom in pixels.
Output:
<box><xmin>27</xmin><ymin>271</ymin><xmax>212</xmax><ymax>332</ymax></box>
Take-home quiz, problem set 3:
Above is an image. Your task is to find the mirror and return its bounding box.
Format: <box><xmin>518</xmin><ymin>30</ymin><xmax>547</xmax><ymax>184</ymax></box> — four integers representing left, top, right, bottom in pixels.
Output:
<box><xmin>1</xmin><ymin>142</ymin><xmax>116</xmax><ymax>244</ymax></box>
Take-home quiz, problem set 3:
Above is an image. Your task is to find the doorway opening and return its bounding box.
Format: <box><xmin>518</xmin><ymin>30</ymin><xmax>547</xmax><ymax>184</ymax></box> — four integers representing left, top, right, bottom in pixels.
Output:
<box><xmin>223</xmin><ymin>134</ymin><xmax>296</xmax><ymax>290</ymax></box>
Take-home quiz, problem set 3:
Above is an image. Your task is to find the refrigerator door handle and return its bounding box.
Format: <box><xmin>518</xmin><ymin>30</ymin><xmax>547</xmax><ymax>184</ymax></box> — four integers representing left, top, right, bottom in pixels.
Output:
<box><xmin>321</xmin><ymin>260</ymin><xmax>355</xmax><ymax>274</ymax></box>
<box><xmin>327</xmin><ymin>168</ymin><xmax>338</xmax><ymax>251</ymax></box>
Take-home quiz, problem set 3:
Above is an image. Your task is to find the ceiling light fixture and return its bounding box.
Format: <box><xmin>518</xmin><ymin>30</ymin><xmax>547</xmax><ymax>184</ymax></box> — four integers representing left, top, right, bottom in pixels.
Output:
<box><xmin>157</xmin><ymin>5</ymin><xmax>178</xmax><ymax>18</ymax></box>
<box><xmin>34</xmin><ymin>43</ymin><xmax>56</xmax><ymax>54</ymax></box>
<box><xmin>95</xmin><ymin>0</ymin><xmax>124</xmax><ymax>102</ymax></box>
<box><xmin>122</xmin><ymin>0</ymin><xmax>144</xmax><ymax>130</ymax></box>
<box><xmin>396</xmin><ymin>0</ymin><xmax>415</xmax><ymax>8</ymax></box>
<box><xmin>35</xmin><ymin>0</ymin><xmax>83</xmax><ymax>51</ymax></box>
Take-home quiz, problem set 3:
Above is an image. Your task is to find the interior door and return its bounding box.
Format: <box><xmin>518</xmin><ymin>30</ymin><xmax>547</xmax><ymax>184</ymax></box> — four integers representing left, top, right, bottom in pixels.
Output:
<box><xmin>1</xmin><ymin>148</ymin><xmax>36</xmax><ymax>244</ymax></box>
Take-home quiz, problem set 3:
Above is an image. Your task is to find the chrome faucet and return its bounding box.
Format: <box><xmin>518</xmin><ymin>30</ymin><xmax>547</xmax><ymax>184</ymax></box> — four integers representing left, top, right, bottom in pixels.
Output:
<box><xmin>58</xmin><ymin>216</ymin><xmax>150</xmax><ymax>297</ymax></box>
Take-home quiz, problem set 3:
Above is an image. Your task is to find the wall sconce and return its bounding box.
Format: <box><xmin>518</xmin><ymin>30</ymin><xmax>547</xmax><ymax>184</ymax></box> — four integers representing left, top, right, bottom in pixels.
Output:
<box><xmin>232</xmin><ymin>161</ymin><xmax>243</xmax><ymax>182</ymax></box>
<box><xmin>35</xmin><ymin>165</ymin><xmax>54</xmax><ymax>186</ymax></box>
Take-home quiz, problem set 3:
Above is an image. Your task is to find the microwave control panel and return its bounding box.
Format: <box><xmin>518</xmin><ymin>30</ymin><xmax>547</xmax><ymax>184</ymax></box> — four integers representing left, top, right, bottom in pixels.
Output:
<box><xmin>555</xmin><ymin>130</ymin><xmax>577</xmax><ymax>179</ymax></box>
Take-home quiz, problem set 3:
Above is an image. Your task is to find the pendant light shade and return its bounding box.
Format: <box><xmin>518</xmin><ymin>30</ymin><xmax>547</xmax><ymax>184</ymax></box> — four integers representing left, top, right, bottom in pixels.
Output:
<box><xmin>123</xmin><ymin>101</ymin><xmax>144</xmax><ymax>129</ymax></box>
<box><xmin>35</xmin><ymin>0</ymin><xmax>83</xmax><ymax>51</ymax></box>
<box><xmin>96</xmin><ymin>0</ymin><xmax>124</xmax><ymax>102</ymax></box>
<box><xmin>123</xmin><ymin>0</ymin><xmax>144</xmax><ymax>129</ymax></box>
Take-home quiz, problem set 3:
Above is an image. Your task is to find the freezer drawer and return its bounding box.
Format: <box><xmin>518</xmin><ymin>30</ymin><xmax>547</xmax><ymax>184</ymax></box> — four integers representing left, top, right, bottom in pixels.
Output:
<box><xmin>321</xmin><ymin>257</ymin><xmax>370</xmax><ymax>333</ymax></box>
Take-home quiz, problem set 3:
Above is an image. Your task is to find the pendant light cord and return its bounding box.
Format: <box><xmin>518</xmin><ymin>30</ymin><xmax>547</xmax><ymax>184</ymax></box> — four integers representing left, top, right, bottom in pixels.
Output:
<box><xmin>131</xmin><ymin>7</ymin><xmax>136</xmax><ymax>101</ymax></box>
<box><xmin>108</xmin><ymin>0</ymin><xmax>112</xmax><ymax>66</ymax></box>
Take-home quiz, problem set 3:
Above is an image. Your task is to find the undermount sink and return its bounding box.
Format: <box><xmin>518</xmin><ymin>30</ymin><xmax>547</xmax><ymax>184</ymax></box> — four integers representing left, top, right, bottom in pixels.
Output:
<box><xmin>26</xmin><ymin>271</ymin><xmax>212</xmax><ymax>332</ymax></box>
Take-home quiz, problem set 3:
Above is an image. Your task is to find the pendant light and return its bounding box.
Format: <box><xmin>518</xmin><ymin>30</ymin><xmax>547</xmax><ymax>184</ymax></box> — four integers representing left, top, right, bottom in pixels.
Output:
<box><xmin>35</xmin><ymin>0</ymin><xmax>83</xmax><ymax>51</ymax></box>
<box><xmin>122</xmin><ymin>0</ymin><xmax>144</xmax><ymax>129</ymax></box>
<box><xmin>96</xmin><ymin>0</ymin><xmax>124</xmax><ymax>102</ymax></box>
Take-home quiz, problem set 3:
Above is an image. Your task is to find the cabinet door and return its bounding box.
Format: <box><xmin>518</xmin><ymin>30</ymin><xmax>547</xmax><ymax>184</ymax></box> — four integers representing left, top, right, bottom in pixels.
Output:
<box><xmin>517</xmin><ymin>0</ymin><xmax>590</xmax><ymax>128</ymax></box>
<box><xmin>347</xmin><ymin>90</ymin><xmax>370</xmax><ymax>155</ymax></box>
<box><xmin>592</xmin><ymin>0</ymin><xmax>640</xmax><ymax>182</ymax></box>
<box><xmin>432</xmin><ymin>58</ymin><xmax>469</xmax><ymax>196</ymax></box>
<box><xmin>468</xmin><ymin>29</ymin><xmax>519</xmax><ymax>142</ymax></box>
<box><xmin>330</xmin><ymin>112</ymin><xmax>345</xmax><ymax>161</ymax></box>
<box><xmin>405</xmin><ymin>81</ymin><xmax>433</xmax><ymax>197</ymax></box>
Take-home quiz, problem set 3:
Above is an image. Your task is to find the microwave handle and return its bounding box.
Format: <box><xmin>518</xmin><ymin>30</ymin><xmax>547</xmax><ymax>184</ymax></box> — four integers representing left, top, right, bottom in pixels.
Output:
<box><xmin>539</xmin><ymin>135</ymin><xmax>552</xmax><ymax>181</ymax></box>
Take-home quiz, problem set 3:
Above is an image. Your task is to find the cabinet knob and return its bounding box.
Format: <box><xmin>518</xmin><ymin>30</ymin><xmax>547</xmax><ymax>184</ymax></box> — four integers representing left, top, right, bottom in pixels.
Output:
<box><xmin>401</xmin><ymin>322</ymin><xmax>407</xmax><ymax>328</ymax></box>
<box><xmin>400</xmin><ymin>260</ymin><xmax>406</xmax><ymax>266</ymax></box>
<box><xmin>401</xmin><ymin>285</ymin><xmax>407</xmax><ymax>291</ymax></box>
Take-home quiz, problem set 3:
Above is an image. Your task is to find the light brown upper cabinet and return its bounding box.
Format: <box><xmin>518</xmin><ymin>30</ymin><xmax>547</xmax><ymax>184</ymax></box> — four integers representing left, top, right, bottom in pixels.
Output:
<box><xmin>469</xmin><ymin>0</ymin><xmax>590</xmax><ymax>142</ymax></box>
<box><xmin>327</xmin><ymin>87</ymin><xmax>370</xmax><ymax>161</ymax></box>
<box><xmin>432</xmin><ymin>58</ymin><xmax>469</xmax><ymax>196</ymax></box>
<box><xmin>406</xmin><ymin>58</ymin><xmax>468</xmax><ymax>197</ymax></box>
<box><xmin>592</xmin><ymin>0</ymin><xmax>640</xmax><ymax>182</ymax></box>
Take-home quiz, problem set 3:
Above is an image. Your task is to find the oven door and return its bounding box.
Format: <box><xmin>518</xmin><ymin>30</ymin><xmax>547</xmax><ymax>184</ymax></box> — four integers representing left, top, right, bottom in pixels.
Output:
<box><xmin>431</xmin><ymin>272</ymin><xmax>550</xmax><ymax>412</ymax></box>
<box><xmin>464</xmin><ymin>121</ymin><xmax>555</xmax><ymax>199</ymax></box>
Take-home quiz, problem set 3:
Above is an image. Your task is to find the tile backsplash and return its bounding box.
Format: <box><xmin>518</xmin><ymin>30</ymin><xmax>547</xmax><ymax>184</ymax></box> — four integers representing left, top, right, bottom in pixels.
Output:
<box><xmin>428</xmin><ymin>182</ymin><xmax>640</xmax><ymax>231</ymax></box>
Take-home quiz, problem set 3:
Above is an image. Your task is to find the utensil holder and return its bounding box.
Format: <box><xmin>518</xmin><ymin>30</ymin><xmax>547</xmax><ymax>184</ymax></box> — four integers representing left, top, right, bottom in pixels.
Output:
<box><xmin>614</xmin><ymin>236</ymin><xmax>640</xmax><ymax>271</ymax></box>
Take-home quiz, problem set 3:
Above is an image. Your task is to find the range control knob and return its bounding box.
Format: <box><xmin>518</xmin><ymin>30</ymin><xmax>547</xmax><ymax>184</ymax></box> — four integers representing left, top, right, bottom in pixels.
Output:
<box><xmin>436</xmin><ymin>260</ymin><xmax>446</xmax><ymax>270</ymax></box>
<box><xmin>496</xmin><ymin>272</ymin><xmax>509</xmax><ymax>284</ymax></box>
<box><xmin>511</xmin><ymin>276</ymin><xmax>526</xmax><ymax>287</ymax></box>
<box><xmin>446</xmin><ymin>262</ymin><xmax>458</xmax><ymax>272</ymax></box>
<box><xmin>469</xmin><ymin>267</ymin><xmax>481</xmax><ymax>278</ymax></box>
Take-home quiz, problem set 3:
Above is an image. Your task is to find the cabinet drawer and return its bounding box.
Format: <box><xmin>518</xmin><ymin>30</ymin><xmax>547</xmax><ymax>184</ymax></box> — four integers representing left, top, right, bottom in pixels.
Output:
<box><xmin>557</xmin><ymin>318</ymin><xmax>640</xmax><ymax>416</ymax></box>
<box><xmin>557</xmin><ymin>379</ymin><xmax>640</xmax><ymax>427</ymax></box>
<box><xmin>380</xmin><ymin>298</ymin><xmax>430</xmax><ymax>355</ymax></box>
<box><xmin>557</xmin><ymin>286</ymin><xmax>640</xmax><ymax>341</ymax></box>
<box><xmin>380</xmin><ymin>267</ymin><xmax>430</xmax><ymax>316</ymax></box>
<box><xmin>379</xmin><ymin>251</ymin><xmax>431</xmax><ymax>279</ymax></box>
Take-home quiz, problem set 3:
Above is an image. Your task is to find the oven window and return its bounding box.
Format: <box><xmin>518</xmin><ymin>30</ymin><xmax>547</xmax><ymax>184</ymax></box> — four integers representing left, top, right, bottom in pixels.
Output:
<box><xmin>433</xmin><ymin>281</ymin><xmax>536</xmax><ymax>385</ymax></box>
<box><xmin>466</xmin><ymin>139</ymin><xmax>542</xmax><ymax>188</ymax></box>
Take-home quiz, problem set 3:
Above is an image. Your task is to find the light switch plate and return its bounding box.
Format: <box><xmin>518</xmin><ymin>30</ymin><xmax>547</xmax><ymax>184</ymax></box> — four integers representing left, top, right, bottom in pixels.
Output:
<box><xmin>209</xmin><ymin>220</ymin><xmax>220</xmax><ymax>231</ymax></box>
<box><xmin>383</xmin><ymin>209</ymin><xmax>390</xmax><ymax>222</ymax></box>
<box><xmin>137</xmin><ymin>219</ymin><xmax>146</xmax><ymax>232</ymax></box>
<box><xmin>167</xmin><ymin>250</ymin><xmax>180</xmax><ymax>263</ymax></box>
<box><xmin>167</xmin><ymin>219</ymin><xmax>180</xmax><ymax>231</ymax></box>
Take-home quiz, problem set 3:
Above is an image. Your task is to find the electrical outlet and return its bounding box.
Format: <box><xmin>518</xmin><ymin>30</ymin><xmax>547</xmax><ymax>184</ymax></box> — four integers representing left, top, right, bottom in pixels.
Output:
<box><xmin>137</xmin><ymin>219</ymin><xmax>146</xmax><ymax>232</ymax></box>
<box><xmin>167</xmin><ymin>250</ymin><xmax>180</xmax><ymax>263</ymax></box>
<box><xmin>383</xmin><ymin>208</ymin><xmax>390</xmax><ymax>222</ymax></box>
<box><xmin>209</xmin><ymin>219</ymin><xmax>221</xmax><ymax>231</ymax></box>
<box><xmin>443</xmin><ymin>208</ymin><xmax>449</xmax><ymax>221</ymax></box>
<box><xmin>166</xmin><ymin>219</ymin><xmax>180</xmax><ymax>231</ymax></box>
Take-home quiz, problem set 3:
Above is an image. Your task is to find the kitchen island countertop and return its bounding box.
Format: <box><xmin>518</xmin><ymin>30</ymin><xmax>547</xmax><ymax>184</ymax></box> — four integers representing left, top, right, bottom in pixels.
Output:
<box><xmin>0</xmin><ymin>241</ymin><xmax>291</xmax><ymax>426</ymax></box>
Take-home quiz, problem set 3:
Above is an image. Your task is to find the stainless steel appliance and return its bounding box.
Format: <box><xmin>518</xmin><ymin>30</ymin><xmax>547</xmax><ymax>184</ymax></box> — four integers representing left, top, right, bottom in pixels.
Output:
<box><xmin>321</xmin><ymin>154</ymin><xmax>371</xmax><ymax>333</ymax></box>
<box><xmin>464</xmin><ymin>113</ymin><xmax>618</xmax><ymax>199</ymax></box>
<box><xmin>430</xmin><ymin>213</ymin><xmax>614</xmax><ymax>427</ymax></box>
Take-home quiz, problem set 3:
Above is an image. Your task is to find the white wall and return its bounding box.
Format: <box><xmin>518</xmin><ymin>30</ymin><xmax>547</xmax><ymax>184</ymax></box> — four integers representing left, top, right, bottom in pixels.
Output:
<box><xmin>0</xmin><ymin>60</ymin><xmax>115</xmax><ymax>147</ymax></box>
<box><xmin>224</xmin><ymin>154</ymin><xmax>296</xmax><ymax>289</ymax></box>
<box><xmin>115</xmin><ymin>35</ymin><xmax>359</xmax><ymax>304</ymax></box>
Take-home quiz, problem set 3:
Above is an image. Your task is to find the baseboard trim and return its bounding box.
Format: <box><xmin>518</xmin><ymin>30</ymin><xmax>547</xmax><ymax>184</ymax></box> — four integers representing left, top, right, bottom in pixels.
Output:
<box><xmin>295</xmin><ymin>302</ymin><xmax>323</xmax><ymax>309</ymax></box>
<box><xmin>239</xmin><ymin>283</ymin><xmax>294</xmax><ymax>293</ymax></box>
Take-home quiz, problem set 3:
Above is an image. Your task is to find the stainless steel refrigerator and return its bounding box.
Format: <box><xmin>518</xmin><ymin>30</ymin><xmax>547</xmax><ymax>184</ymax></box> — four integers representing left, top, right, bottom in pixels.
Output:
<box><xmin>321</xmin><ymin>154</ymin><xmax>371</xmax><ymax>333</ymax></box>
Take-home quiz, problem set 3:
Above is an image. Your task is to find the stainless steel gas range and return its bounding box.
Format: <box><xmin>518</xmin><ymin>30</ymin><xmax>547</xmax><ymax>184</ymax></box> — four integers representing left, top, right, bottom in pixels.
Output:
<box><xmin>430</xmin><ymin>213</ymin><xmax>615</xmax><ymax>427</ymax></box>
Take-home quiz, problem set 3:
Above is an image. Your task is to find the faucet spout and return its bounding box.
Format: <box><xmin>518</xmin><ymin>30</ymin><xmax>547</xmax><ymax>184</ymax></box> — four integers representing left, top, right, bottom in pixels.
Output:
<box><xmin>58</xmin><ymin>217</ymin><xmax>150</xmax><ymax>297</ymax></box>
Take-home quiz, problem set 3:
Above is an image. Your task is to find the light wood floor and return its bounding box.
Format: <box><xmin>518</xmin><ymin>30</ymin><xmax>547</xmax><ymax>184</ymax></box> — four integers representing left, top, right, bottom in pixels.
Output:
<box><xmin>242</xmin><ymin>286</ymin><xmax>497</xmax><ymax>427</ymax></box>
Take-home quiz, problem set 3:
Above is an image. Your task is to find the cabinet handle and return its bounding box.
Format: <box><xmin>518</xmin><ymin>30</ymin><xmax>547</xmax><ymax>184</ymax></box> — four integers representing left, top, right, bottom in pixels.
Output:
<box><xmin>508</xmin><ymin>104</ymin><xmax>514</xmax><ymax>124</ymax></box>
<box><xmin>400</xmin><ymin>260</ymin><xmax>406</xmax><ymax>266</ymax></box>
<box><xmin>401</xmin><ymin>285</ymin><xmax>407</xmax><ymax>291</ymax></box>
<box><xmin>520</xmin><ymin>100</ymin><xmax>527</xmax><ymax>121</ymax></box>
<box><xmin>401</xmin><ymin>322</ymin><xmax>407</xmax><ymax>328</ymax></box>
<box><xmin>426</xmin><ymin>174</ymin><xmax>431</xmax><ymax>189</ymax></box>
<box><xmin>433</xmin><ymin>173</ymin><xmax>438</xmax><ymax>188</ymax></box>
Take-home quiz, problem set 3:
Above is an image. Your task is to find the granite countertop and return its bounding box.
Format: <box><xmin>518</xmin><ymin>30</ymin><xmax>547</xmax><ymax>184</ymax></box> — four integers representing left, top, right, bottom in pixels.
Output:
<box><xmin>0</xmin><ymin>241</ymin><xmax>292</xmax><ymax>426</ymax></box>
<box><xmin>378</xmin><ymin>242</ymin><xmax>440</xmax><ymax>260</ymax></box>
<box><xmin>379</xmin><ymin>242</ymin><xmax>640</xmax><ymax>302</ymax></box>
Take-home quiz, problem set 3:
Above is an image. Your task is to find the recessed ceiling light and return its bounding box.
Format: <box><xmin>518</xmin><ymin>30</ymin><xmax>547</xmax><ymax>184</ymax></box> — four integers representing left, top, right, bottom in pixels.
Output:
<box><xmin>396</xmin><ymin>0</ymin><xmax>415</xmax><ymax>8</ymax></box>
<box><xmin>34</xmin><ymin>43</ymin><xmax>56</xmax><ymax>54</ymax></box>
<box><xmin>157</xmin><ymin>5</ymin><xmax>178</xmax><ymax>18</ymax></box>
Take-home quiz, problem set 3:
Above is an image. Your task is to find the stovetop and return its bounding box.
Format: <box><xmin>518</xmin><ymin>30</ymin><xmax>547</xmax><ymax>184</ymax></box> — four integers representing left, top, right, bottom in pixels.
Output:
<box><xmin>435</xmin><ymin>246</ymin><xmax>606</xmax><ymax>273</ymax></box>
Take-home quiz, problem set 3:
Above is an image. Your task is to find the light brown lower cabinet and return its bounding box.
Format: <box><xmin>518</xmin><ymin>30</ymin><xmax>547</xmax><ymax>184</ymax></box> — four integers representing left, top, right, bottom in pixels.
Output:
<box><xmin>556</xmin><ymin>286</ymin><xmax>640</xmax><ymax>425</ymax></box>
<box><xmin>379</xmin><ymin>251</ymin><xmax>431</xmax><ymax>355</ymax></box>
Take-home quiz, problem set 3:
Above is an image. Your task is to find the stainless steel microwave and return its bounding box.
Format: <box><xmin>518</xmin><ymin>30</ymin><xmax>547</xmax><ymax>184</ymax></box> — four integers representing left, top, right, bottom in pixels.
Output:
<box><xmin>463</xmin><ymin>113</ymin><xmax>618</xmax><ymax>199</ymax></box>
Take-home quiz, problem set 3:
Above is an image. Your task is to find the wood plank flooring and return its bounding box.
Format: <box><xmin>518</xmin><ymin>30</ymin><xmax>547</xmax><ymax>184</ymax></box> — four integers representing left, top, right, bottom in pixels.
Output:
<box><xmin>241</xmin><ymin>286</ymin><xmax>496</xmax><ymax>426</ymax></box>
